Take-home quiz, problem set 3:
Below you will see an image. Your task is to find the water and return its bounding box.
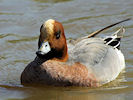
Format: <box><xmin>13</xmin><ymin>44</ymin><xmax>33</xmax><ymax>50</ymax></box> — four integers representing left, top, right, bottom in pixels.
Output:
<box><xmin>0</xmin><ymin>0</ymin><xmax>133</xmax><ymax>100</ymax></box>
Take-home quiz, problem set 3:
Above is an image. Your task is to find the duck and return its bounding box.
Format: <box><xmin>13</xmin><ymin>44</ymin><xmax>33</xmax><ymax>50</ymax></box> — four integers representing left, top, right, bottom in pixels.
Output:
<box><xmin>21</xmin><ymin>18</ymin><xmax>130</xmax><ymax>87</ymax></box>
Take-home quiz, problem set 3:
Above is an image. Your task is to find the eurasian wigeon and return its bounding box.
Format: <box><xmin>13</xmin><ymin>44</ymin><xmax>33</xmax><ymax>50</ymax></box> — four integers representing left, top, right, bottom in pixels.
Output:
<box><xmin>21</xmin><ymin>19</ymin><xmax>130</xmax><ymax>87</ymax></box>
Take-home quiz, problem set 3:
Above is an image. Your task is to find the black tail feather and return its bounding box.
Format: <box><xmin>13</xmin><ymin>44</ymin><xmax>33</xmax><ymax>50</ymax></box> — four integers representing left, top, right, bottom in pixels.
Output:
<box><xmin>103</xmin><ymin>27</ymin><xmax>125</xmax><ymax>50</ymax></box>
<box><xmin>104</xmin><ymin>38</ymin><xmax>121</xmax><ymax>49</ymax></box>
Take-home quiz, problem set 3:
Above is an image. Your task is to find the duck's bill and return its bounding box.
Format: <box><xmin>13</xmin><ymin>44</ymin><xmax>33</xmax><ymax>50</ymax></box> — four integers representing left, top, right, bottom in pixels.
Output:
<box><xmin>36</xmin><ymin>41</ymin><xmax>51</xmax><ymax>56</ymax></box>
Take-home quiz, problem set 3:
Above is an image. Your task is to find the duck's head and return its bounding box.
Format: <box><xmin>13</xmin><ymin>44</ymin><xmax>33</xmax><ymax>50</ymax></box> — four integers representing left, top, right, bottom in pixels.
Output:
<box><xmin>36</xmin><ymin>19</ymin><xmax>68</xmax><ymax>62</ymax></box>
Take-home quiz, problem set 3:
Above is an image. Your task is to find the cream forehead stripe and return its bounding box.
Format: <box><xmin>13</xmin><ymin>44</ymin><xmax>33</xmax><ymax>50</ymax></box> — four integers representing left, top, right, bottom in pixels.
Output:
<box><xmin>44</xmin><ymin>19</ymin><xmax>55</xmax><ymax>35</ymax></box>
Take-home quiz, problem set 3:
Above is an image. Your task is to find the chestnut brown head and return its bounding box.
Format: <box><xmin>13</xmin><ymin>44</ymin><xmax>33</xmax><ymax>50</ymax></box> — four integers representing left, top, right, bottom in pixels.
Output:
<box><xmin>36</xmin><ymin>19</ymin><xmax>68</xmax><ymax>61</ymax></box>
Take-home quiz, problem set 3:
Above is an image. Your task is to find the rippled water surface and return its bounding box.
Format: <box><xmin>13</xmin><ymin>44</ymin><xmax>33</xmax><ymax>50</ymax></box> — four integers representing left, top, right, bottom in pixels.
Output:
<box><xmin>0</xmin><ymin>0</ymin><xmax>133</xmax><ymax>100</ymax></box>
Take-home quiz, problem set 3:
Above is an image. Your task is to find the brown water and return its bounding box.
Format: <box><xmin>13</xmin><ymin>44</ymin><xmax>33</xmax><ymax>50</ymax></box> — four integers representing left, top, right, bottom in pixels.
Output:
<box><xmin>0</xmin><ymin>0</ymin><xmax>133</xmax><ymax>100</ymax></box>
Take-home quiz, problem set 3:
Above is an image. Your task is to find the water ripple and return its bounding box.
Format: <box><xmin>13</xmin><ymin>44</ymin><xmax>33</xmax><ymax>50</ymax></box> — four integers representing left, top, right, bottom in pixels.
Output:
<box><xmin>7</xmin><ymin>36</ymin><xmax>38</xmax><ymax>43</ymax></box>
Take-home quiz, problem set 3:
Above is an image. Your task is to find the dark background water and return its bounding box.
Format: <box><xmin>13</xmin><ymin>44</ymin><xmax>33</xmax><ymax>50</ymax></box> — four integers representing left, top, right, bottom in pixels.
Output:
<box><xmin>0</xmin><ymin>0</ymin><xmax>133</xmax><ymax>100</ymax></box>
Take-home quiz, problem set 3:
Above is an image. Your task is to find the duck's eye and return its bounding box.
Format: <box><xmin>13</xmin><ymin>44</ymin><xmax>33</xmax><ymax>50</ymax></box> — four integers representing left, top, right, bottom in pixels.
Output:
<box><xmin>56</xmin><ymin>30</ymin><xmax>61</xmax><ymax>39</ymax></box>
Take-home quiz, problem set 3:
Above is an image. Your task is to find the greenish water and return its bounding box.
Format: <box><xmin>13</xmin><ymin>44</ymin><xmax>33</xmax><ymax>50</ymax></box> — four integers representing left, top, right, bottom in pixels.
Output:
<box><xmin>0</xmin><ymin>0</ymin><xmax>133</xmax><ymax>100</ymax></box>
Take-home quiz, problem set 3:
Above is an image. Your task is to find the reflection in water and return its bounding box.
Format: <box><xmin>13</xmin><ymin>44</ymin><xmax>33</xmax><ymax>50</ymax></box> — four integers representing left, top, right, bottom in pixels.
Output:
<box><xmin>0</xmin><ymin>0</ymin><xmax>133</xmax><ymax>100</ymax></box>
<box><xmin>0</xmin><ymin>84</ymin><xmax>127</xmax><ymax>100</ymax></box>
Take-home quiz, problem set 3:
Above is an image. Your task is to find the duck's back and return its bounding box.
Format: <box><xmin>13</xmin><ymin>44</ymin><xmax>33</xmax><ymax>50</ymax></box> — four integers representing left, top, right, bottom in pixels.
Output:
<box><xmin>67</xmin><ymin>37</ymin><xmax>125</xmax><ymax>85</ymax></box>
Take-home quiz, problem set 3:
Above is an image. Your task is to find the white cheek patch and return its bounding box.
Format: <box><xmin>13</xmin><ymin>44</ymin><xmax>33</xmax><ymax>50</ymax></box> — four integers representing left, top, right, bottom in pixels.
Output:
<box><xmin>39</xmin><ymin>41</ymin><xmax>51</xmax><ymax>54</ymax></box>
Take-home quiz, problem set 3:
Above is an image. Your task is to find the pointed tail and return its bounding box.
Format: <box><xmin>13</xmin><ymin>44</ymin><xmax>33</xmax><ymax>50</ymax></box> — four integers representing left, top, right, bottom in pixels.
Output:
<box><xmin>88</xmin><ymin>18</ymin><xmax>131</xmax><ymax>38</ymax></box>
